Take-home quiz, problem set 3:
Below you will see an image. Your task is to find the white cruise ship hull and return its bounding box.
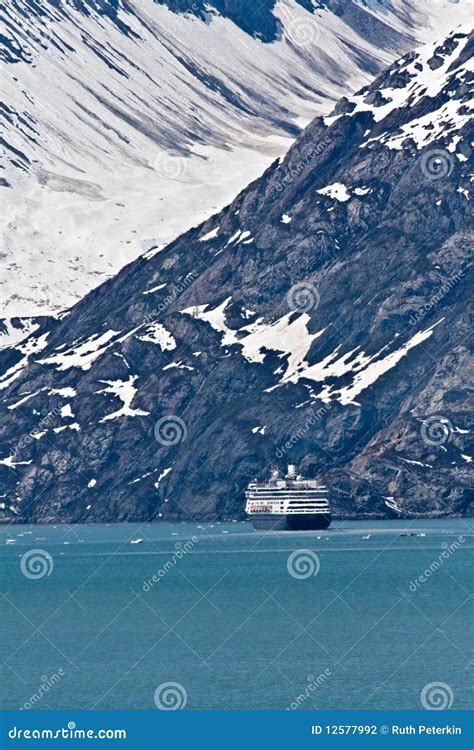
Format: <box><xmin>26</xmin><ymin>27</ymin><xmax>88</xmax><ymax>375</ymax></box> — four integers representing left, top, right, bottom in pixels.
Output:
<box><xmin>248</xmin><ymin>512</ymin><xmax>332</xmax><ymax>531</ymax></box>
<box><xmin>245</xmin><ymin>465</ymin><xmax>331</xmax><ymax>531</ymax></box>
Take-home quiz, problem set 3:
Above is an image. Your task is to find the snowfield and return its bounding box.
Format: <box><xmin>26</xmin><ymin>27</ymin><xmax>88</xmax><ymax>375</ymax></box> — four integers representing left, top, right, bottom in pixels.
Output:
<box><xmin>2</xmin><ymin>0</ymin><xmax>472</xmax><ymax>318</ymax></box>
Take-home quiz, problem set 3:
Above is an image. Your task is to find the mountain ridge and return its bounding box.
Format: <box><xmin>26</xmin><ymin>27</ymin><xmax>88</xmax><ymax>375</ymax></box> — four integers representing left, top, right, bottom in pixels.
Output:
<box><xmin>1</xmin><ymin>0</ymin><xmax>472</xmax><ymax>320</ymax></box>
<box><xmin>0</xmin><ymin>23</ymin><xmax>472</xmax><ymax>524</ymax></box>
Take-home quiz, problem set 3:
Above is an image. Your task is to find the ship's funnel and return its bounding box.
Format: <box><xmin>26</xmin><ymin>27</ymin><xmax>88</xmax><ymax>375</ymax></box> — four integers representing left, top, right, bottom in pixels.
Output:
<box><xmin>287</xmin><ymin>464</ymin><xmax>297</xmax><ymax>478</ymax></box>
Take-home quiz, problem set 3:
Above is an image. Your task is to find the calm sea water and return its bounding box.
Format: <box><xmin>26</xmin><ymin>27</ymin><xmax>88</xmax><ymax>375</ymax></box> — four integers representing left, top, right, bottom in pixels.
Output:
<box><xmin>0</xmin><ymin>519</ymin><xmax>472</xmax><ymax>710</ymax></box>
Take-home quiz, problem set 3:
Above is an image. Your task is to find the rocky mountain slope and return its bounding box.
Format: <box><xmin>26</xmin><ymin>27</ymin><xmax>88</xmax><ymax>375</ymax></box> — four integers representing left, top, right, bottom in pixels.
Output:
<box><xmin>0</xmin><ymin>24</ymin><xmax>472</xmax><ymax>523</ymax></box>
<box><xmin>1</xmin><ymin>0</ymin><xmax>472</xmax><ymax>324</ymax></box>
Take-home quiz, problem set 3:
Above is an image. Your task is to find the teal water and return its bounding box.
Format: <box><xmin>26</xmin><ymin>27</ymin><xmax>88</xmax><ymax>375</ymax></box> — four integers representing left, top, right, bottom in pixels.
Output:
<box><xmin>0</xmin><ymin>520</ymin><xmax>472</xmax><ymax>710</ymax></box>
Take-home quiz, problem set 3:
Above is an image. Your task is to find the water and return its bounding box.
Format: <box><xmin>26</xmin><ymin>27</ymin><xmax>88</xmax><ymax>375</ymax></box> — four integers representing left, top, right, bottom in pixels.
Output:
<box><xmin>0</xmin><ymin>519</ymin><xmax>472</xmax><ymax>710</ymax></box>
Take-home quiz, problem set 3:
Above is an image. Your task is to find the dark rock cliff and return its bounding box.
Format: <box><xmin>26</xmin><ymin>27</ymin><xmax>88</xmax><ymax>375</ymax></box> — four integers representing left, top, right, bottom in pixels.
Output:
<box><xmin>0</xmin><ymin>26</ymin><xmax>472</xmax><ymax>523</ymax></box>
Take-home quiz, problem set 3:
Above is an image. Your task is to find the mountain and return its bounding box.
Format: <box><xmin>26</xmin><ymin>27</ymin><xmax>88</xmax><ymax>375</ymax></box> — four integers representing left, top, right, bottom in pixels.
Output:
<box><xmin>0</xmin><ymin>24</ymin><xmax>472</xmax><ymax>524</ymax></box>
<box><xmin>1</xmin><ymin>0</ymin><xmax>472</xmax><ymax>323</ymax></box>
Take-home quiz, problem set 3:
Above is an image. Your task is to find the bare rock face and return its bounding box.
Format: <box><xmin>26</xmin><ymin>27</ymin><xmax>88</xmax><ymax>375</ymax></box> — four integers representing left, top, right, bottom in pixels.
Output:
<box><xmin>0</xmin><ymin>27</ymin><xmax>472</xmax><ymax>523</ymax></box>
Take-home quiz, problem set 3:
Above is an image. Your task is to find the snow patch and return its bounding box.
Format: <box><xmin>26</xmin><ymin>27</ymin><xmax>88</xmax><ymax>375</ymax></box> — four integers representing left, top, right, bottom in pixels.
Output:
<box><xmin>317</xmin><ymin>183</ymin><xmax>351</xmax><ymax>202</ymax></box>
<box><xmin>8</xmin><ymin>391</ymin><xmax>42</xmax><ymax>410</ymax></box>
<box><xmin>0</xmin><ymin>456</ymin><xmax>32</xmax><ymax>468</ymax></box>
<box><xmin>143</xmin><ymin>283</ymin><xmax>167</xmax><ymax>295</ymax></box>
<box><xmin>40</xmin><ymin>330</ymin><xmax>119</xmax><ymax>371</ymax></box>
<box><xmin>354</xmin><ymin>186</ymin><xmax>371</xmax><ymax>196</ymax></box>
<box><xmin>199</xmin><ymin>226</ymin><xmax>220</xmax><ymax>242</ymax></box>
<box><xmin>162</xmin><ymin>361</ymin><xmax>194</xmax><ymax>371</ymax></box>
<box><xmin>60</xmin><ymin>404</ymin><xmax>74</xmax><ymax>418</ymax></box>
<box><xmin>49</xmin><ymin>387</ymin><xmax>77</xmax><ymax>398</ymax></box>
<box><xmin>155</xmin><ymin>467</ymin><xmax>172</xmax><ymax>487</ymax></box>
<box><xmin>138</xmin><ymin>323</ymin><xmax>176</xmax><ymax>351</ymax></box>
<box><xmin>98</xmin><ymin>376</ymin><xmax>149</xmax><ymax>422</ymax></box>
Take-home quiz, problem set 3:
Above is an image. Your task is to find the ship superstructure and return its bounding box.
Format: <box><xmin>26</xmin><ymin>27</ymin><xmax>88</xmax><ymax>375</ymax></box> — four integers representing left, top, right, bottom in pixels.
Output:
<box><xmin>245</xmin><ymin>465</ymin><xmax>331</xmax><ymax>530</ymax></box>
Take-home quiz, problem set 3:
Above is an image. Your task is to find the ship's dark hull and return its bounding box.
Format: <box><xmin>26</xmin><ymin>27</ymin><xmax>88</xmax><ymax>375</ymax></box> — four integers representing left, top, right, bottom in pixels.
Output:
<box><xmin>248</xmin><ymin>513</ymin><xmax>332</xmax><ymax>531</ymax></box>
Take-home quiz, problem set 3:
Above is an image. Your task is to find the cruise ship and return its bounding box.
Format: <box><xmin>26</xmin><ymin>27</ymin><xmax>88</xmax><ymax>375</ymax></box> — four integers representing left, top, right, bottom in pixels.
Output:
<box><xmin>245</xmin><ymin>465</ymin><xmax>331</xmax><ymax>531</ymax></box>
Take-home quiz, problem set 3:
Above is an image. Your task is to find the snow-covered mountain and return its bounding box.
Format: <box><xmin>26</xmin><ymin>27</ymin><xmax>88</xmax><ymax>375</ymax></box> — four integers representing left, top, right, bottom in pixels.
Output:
<box><xmin>1</xmin><ymin>0</ymin><xmax>472</xmax><ymax>322</ymax></box>
<box><xmin>0</xmin><ymin>24</ymin><xmax>472</xmax><ymax>523</ymax></box>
